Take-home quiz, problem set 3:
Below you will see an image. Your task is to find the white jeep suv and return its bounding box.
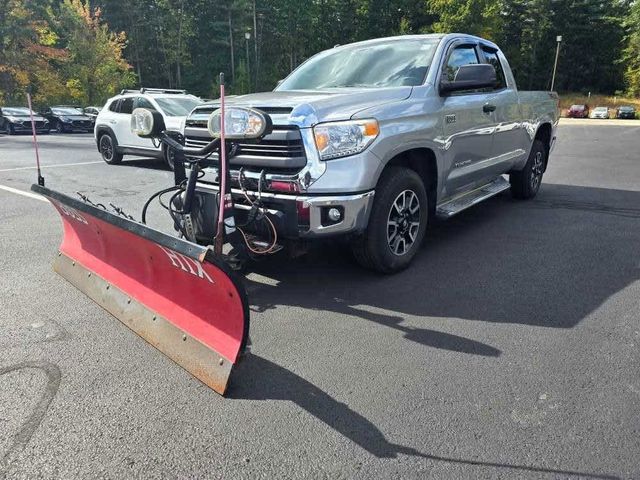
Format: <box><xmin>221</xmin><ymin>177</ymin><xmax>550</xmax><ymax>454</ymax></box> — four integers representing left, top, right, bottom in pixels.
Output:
<box><xmin>94</xmin><ymin>88</ymin><xmax>202</xmax><ymax>169</ymax></box>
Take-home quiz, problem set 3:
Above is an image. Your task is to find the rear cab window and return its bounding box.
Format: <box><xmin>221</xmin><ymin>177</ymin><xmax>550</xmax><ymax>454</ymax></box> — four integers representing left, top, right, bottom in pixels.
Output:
<box><xmin>481</xmin><ymin>47</ymin><xmax>506</xmax><ymax>90</ymax></box>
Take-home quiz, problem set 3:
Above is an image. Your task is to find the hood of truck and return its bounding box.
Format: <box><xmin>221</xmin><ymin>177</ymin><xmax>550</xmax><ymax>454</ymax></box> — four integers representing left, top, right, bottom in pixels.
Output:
<box><xmin>197</xmin><ymin>87</ymin><xmax>412</xmax><ymax>127</ymax></box>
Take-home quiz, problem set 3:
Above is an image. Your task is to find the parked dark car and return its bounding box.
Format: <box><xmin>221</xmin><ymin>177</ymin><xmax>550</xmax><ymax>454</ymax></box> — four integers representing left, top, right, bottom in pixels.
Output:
<box><xmin>0</xmin><ymin>107</ymin><xmax>50</xmax><ymax>135</ymax></box>
<box><xmin>83</xmin><ymin>106</ymin><xmax>102</xmax><ymax>119</ymax></box>
<box><xmin>567</xmin><ymin>104</ymin><xmax>590</xmax><ymax>118</ymax></box>
<box><xmin>616</xmin><ymin>105</ymin><xmax>636</xmax><ymax>119</ymax></box>
<box><xmin>40</xmin><ymin>106</ymin><xmax>94</xmax><ymax>133</ymax></box>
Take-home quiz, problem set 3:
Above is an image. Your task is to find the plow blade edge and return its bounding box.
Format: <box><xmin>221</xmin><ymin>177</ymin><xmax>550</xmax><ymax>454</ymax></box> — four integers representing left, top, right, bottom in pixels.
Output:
<box><xmin>32</xmin><ymin>184</ymin><xmax>249</xmax><ymax>395</ymax></box>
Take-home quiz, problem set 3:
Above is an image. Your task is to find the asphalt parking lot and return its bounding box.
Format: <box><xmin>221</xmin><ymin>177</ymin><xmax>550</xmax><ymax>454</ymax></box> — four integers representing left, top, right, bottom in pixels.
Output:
<box><xmin>1</xmin><ymin>120</ymin><xmax>639</xmax><ymax>479</ymax></box>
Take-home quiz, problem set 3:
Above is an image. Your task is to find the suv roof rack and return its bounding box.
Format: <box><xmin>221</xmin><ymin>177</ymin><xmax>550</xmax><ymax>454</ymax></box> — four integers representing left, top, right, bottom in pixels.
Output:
<box><xmin>119</xmin><ymin>88</ymin><xmax>187</xmax><ymax>95</ymax></box>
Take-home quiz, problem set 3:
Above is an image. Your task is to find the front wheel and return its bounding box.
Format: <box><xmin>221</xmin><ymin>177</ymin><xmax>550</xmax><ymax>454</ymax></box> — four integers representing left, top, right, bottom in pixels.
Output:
<box><xmin>99</xmin><ymin>133</ymin><xmax>123</xmax><ymax>164</ymax></box>
<box><xmin>351</xmin><ymin>167</ymin><xmax>428</xmax><ymax>274</ymax></box>
<box><xmin>55</xmin><ymin>121</ymin><xmax>66</xmax><ymax>134</ymax></box>
<box><xmin>510</xmin><ymin>139</ymin><xmax>546</xmax><ymax>199</ymax></box>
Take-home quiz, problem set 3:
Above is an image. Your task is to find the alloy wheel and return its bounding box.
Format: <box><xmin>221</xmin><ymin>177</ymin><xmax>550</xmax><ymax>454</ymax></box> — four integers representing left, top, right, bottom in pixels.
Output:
<box><xmin>100</xmin><ymin>136</ymin><xmax>113</xmax><ymax>161</ymax></box>
<box><xmin>530</xmin><ymin>151</ymin><xmax>544</xmax><ymax>191</ymax></box>
<box><xmin>387</xmin><ymin>189</ymin><xmax>421</xmax><ymax>256</ymax></box>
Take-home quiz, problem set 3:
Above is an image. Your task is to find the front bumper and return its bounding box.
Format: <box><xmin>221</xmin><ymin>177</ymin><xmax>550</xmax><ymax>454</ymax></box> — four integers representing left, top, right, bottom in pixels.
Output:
<box><xmin>61</xmin><ymin>121</ymin><xmax>94</xmax><ymax>131</ymax></box>
<box><xmin>9</xmin><ymin>122</ymin><xmax>50</xmax><ymax>132</ymax></box>
<box><xmin>196</xmin><ymin>183</ymin><xmax>375</xmax><ymax>239</ymax></box>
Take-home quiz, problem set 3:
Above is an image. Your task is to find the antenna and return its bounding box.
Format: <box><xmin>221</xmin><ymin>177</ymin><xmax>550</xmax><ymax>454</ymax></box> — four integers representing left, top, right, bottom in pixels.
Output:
<box><xmin>26</xmin><ymin>87</ymin><xmax>44</xmax><ymax>186</ymax></box>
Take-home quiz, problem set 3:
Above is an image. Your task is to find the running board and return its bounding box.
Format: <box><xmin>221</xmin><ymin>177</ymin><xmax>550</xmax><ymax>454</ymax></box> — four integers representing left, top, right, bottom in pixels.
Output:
<box><xmin>436</xmin><ymin>176</ymin><xmax>510</xmax><ymax>218</ymax></box>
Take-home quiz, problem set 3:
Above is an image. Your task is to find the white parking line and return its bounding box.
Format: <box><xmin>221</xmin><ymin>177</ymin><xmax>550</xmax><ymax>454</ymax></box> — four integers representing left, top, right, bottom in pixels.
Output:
<box><xmin>0</xmin><ymin>161</ymin><xmax>103</xmax><ymax>172</ymax></box>
<box><xmin>0</xmin><ymin>184</ymin><xmax>48</xmax><ymax>202</ymax></box>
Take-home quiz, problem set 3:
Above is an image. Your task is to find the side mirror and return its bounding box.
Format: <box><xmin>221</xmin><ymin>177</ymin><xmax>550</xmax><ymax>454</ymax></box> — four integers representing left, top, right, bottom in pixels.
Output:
<box><xmin>440</xmin><ymin>64</ymin><xmax>497</xmax><ymax>95</ymax></box>
<box><xmin>207</xmin><ymin>107</ymin><xmax>272</xmax><ymax>140</ymax></box>
<box><xmin>131</xmin><ymin>108</ymin><xmax>165</xmax><ymax>137</ymax></box>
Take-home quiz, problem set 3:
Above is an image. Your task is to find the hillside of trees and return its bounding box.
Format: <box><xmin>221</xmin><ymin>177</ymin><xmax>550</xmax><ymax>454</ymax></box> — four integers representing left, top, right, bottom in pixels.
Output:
<box><xmin>2</xmin><ymin>0</ymin><xmax>640</xmax><ymax>106</ymax></box>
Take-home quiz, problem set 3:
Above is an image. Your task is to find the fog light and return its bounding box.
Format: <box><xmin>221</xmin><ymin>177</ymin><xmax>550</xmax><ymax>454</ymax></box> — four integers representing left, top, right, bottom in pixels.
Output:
<box><xmin>328</xmin><ymin>208</ymin><xmax>341</xmax><ymax>222</ymax></box>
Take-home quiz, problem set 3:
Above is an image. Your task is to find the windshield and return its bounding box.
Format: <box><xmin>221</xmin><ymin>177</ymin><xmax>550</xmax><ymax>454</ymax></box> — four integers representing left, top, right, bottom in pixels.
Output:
<box><xmin>277</xmin><ymin>39</ymin><xmax>440</xmax><ymax>90</ymax></box>
<box><xmin>620</xmin><ymin>106</ymin><xmax>634</xmax><ymax>111</ymax></box>
<box><xmin>154</xmin><ymin>97</ymin><xmax>201</xmax><ymax>117</ymax></box>
<box><xmin>52</xmin><ymin>107</ymin><xmax>83</xmax><ymax>115</ymax></box>
<box><xmin>3</xmin><ymin>107</ymin><xmax>33</xmax><ymax>115</ymax></box>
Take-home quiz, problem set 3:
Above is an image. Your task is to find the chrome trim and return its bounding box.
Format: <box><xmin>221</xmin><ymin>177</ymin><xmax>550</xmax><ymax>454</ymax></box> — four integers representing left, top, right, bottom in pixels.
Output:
<box><xmin>196</xmin><ymin>183</ymin><xmax>374</xmax><ymax>237</ymax></box>
<box><xmin>233</xmin><ymin>203</ymin><xmax>281</xmax><ymax>215</ymax></box>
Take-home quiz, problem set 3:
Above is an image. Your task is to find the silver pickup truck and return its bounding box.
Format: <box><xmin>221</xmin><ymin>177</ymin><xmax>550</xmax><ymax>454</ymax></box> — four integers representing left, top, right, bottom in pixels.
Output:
<box><xmin>184</xmin><ymin>33</ymin><xmax>559</xmax><ymax>272</ymax></box>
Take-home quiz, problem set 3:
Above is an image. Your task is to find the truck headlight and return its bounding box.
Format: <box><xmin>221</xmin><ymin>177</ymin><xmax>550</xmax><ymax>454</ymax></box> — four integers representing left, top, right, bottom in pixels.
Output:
<box><xmin>313</xmin><ymin>119</ymin><xmax>379</xmax><ymax>160</ymax></box>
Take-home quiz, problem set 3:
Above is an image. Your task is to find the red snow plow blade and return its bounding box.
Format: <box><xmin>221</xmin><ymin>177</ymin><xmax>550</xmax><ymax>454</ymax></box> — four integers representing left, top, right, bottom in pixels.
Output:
<box><xmin>32</xmin><ymin>184</ymin><xmax>249</xmax><ymax>395</ymax></box>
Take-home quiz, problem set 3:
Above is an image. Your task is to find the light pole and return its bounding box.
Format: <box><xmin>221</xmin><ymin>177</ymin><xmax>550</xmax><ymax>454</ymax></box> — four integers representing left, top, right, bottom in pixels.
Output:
<box><xmin>550</xmin><ymin>35</ymin><xmax>562</xmax><ymax>92</ymax></box>
<box><xmin>244</xmin><ymin>31</ymin><xmax>251</xmax><ymax>92</ymax></box>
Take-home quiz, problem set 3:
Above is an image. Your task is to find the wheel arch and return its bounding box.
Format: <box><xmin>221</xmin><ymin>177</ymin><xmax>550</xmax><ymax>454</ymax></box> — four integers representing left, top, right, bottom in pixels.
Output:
<box><xmin>379</xmin><ymin>148</ymin><xmax>438</xmax><ymax>215</ymax></box>
<box><xmin>95</xmin><ymin>125</ymin><xmax>118</xmax><ymax>152</ymax></box>
<box><xmin>534</xmin><ymin>123</ymin><xmax>553</xmax><ymax>171</ymax></box>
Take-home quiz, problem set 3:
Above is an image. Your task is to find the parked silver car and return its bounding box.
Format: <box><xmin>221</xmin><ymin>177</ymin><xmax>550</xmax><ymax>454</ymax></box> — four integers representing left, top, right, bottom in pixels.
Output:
<box><xmin>590</xmin><ymin>106</ymin><xmax>610</xmax><ymax>119</ymax></box>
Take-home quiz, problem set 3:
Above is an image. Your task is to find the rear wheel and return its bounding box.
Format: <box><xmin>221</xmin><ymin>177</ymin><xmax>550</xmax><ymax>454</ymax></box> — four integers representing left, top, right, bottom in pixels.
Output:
<box><xmin>510</xmin><ymin>139</ymin><xmax>546</xmax><ymax>199</ymax></box>
<box><xmin>99</xmin><ymin>133</ymin><xmax>123</xmax><ymax>164</ymax></box>
<box><xmin>351</xmin><ymin>167</ymin><xmax>428</xmax><ymax>273</ymax></box>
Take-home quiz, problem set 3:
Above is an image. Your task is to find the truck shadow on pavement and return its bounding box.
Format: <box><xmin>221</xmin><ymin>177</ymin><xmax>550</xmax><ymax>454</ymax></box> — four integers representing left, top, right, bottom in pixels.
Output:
<box><xmin>247</xmin><ymin>184</ymin><xmax>640</xmax><ymax>334</ymax></box>
<box><xmin>231</xmin><ymin>354</ymin><xmax>619</xmax><ymax>479</ymax></box>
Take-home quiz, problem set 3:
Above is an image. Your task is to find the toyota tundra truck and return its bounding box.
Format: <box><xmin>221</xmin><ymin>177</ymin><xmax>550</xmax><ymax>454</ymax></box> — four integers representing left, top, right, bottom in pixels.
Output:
<box><xmin>183</xmin><ymin>33</ymin><xmax>559</xmax><ymax>273</ymax></box>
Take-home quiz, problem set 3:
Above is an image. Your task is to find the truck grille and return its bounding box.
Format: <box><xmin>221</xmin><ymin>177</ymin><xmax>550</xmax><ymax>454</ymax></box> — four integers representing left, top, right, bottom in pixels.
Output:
<box><xmin>184</xmin><ymin>114</ymin><xmax>307</xmax><ymax>170</ymax></box>
<box><xmin>184</xmin><ymin>133</ymin><xmax>304</xmax><ymax>158</ymax></box>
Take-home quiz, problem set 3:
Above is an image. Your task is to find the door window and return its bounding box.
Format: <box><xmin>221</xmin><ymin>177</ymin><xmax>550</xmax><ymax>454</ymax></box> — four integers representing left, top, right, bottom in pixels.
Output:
<box><xmin>443</xmin><ymin>45</ymin><xmax>479</xmax><ymax>81</ymax></box>
<box><xmin>134</xmin><ymin>97</ymin><xmax>155</xmax><ymax>110</ymax></box>
<box><xmin>108</xmin><ymin>100</ymin><xmax>121</xmax><ymax>112</ymax></box>
<box><xmin>119</xmin><ymin>97</ymin><xmax>134</xmax><ymax>114</ymax></box>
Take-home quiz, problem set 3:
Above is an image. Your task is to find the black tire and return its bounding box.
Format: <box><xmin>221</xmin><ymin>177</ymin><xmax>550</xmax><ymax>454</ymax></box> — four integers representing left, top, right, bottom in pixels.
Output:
<box><xmin>163</xmin><ymin>145</ymin><xmax>176</xmax><ymax>171</ymax></box>
<box><xmin>99</xmin><ymin>133</ymin><xmax>123</xmax><ymax>164</ymax></box>
<box><xmin>55</xmin><ymin>121</ymin><xmax>65</xmax><ymax>134</ymax></box>
<box><xmin>6</xmin><ymin>123</ymin><xmax>15</xmax><ymax>135</ymax></box>
<box><xmin>510</xmin><ymin>139</ymin><xmax>546</xmax><ymax>199</ymax></box>
<box><xmin>351</xmin><ymin>167</ymin><xmax>428</xmax><ymax>274</ymax></box>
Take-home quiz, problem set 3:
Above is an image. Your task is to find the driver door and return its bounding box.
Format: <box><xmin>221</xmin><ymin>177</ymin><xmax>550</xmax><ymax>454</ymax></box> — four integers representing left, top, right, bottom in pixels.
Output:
<box><xmin>440</xmin><ymin>43</ymin><xmax>498</xmax><ymax>197</ymax></box>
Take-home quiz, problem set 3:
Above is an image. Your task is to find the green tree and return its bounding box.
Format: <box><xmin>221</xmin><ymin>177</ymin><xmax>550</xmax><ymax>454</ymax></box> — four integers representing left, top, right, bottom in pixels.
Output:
<box><xmin>54</xmin><ymin>0</ymin><xmax>135</xmax><ymax>104</ymax></box>
<box><xmin>0</xmin><ymin>0</ymin><xmax>67</xmax><ymax>104</ymax></box>
<box><xmin>428</xmin><ymin>0</ymin><xmax>502</xmax><ymax>38</ymax></box>
<box><xmin>621</xmin><ymin>0</ymin><xmax>640</xmax><ymax>95</ymax></box>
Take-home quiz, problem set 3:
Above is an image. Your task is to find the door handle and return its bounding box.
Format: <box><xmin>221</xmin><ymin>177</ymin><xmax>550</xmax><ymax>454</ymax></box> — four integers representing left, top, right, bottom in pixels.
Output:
<box><xmin>483</xmin><ymin>104</ymin><xmax>497</xmax><ymax>113</ymax></box>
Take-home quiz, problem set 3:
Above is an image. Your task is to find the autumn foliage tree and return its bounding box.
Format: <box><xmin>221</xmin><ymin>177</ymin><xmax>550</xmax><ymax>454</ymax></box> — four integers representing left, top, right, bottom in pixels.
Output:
<box><xmin>0</xmin><ymin>0</ymin><xmax>133</xmax><ymax>106</ymax></box>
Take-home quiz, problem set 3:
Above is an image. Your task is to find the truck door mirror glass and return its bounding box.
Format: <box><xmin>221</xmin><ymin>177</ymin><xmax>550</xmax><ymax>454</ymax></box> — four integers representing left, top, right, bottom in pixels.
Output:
<box><xmin>440</xmin><ymin>64</ymin><xmax>497</xmax><ymax>95</ymax></box>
